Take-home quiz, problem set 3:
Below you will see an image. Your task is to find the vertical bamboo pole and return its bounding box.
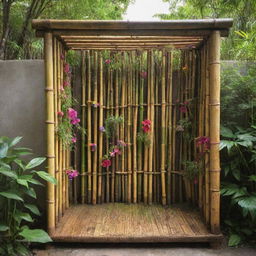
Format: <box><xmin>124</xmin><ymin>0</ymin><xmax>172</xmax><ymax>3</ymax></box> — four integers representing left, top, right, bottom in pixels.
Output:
<box><xmin>209</xmin><ymin>31</ymin><xmax>221</xmax><ymax>234</ymax></box>
<box><xmin>81</xmin><ymin>51</ymin><xmax>86</xmax><ymax>203</ymax></box>
<box><xmin>98</xmin><ymin>52</ymin><xmax>104</xmax><ymax>203</ymax></box>
<box><xmin>92</xmin><ymin>51</ymin><xmax>98</xmax><ymax>205</ymax></box>
<box><xmin>160</xmin><ymin>49</ymin><xmax>167</xmax><ymax>206</ymax></box>
<box><xmin>148</xmin><ymin>50</ymin><xmax>154</xmax><ymax>205</ymax></box>
<box><xmin>44</xmin><ymin>32</ymin><xmax>55</xmax><ymax>234</ymax></box>
<box><xmin>87</xmin><ymin>51</ymin><xmax>92</xmax><ymax>204</ymax></box>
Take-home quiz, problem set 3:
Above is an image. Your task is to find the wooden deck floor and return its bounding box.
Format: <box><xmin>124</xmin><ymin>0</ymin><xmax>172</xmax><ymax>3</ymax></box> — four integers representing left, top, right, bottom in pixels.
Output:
<box><xmin>51</xmin><ymin>203</ymin><xmax>222</xmax><ymax>243</ymax></box>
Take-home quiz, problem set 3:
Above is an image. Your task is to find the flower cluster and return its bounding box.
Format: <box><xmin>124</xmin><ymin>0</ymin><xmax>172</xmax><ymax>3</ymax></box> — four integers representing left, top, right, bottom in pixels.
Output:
<box><xmin>102</xmin><ymin>159</ymin><xmax>111</xmax><ymax>168</ymax></box>
<box><xmin>179</xmin><ymin>101</ymin><xmax>189</xmax><ymax>113</ymax></box>
<box><xmin>66</xmin><ymin>169</ymin><xmax>79</xmax><ymax>180</ymax></box>
<box><xmin>196</xmin><ymin>136</ymin><xmax>210</xmax><ymax>151</ymax></box>
<box><xmin>142</xmin><ymin>119</ymin><xmax>151</xmax><ymax>133</ymax></box>
<box><xmin>140</xmin><ymin>71</ymin><xmax>147</xmax><ymax>79</ymax></box>
<box><xmin>68</xmin><ymin>108</ymin><xmax>80</xmax><ymax>125</ymax></box>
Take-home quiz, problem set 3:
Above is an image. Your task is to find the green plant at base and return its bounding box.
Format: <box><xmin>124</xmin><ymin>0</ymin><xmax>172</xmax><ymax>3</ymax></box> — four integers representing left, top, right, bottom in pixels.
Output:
<box><xmin>0</xmin><ymin>136</ymin><xmax>57</xmax><ymax>256</ymax></box>
<box><xmin>105</xmin><ymin>115</ymin><xmax>124</xmax><ymax>140</ymax></box>
<box><xmin>137</xmin><ymin>131</ymin><xmax>151</xmax><ymax>146</ymax></box>
<box><xmin>183</xmin><ymin>160</ymin><xmax>202</xmax><ymax>181</ymax></box>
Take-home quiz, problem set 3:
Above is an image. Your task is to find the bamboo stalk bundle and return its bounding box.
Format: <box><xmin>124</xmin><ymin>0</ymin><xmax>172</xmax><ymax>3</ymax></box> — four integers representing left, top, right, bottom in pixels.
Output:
<box><xmin>92</xmin><ymin>51</ymin><xmax>98</xmax><ymax>205</ymax></box>
<box><xmin>81</xmin><ymin>50</ymin><xmax>86</xmax><ymax>203</ymax></box>
<box><xmin>148</xmin><ymin>50</ymin><xmax>154</xmax><ymax>205</ymax></box>
<box><xmin>87</xmin><ymin>50</ymin><xmax>92</xmax><ymax>204</ymax></box>
<box><xmin>160</xmin><ymin>49</ymin><xmax>167</xmax><ymax>206</ymax></box>
<box><xmin>143</xmin><ymin>50</ymin><xmax>150</xmax><ymax>204</ymax></box>
<box><xmin>98</xmin><ymin>52</ymin><xmax>104</xmax><ymax>203</ymax></box>
<box><xmin>132</xmin><ymin>51</ymin><xmax>138</xmax><ymax>203</ymax></box>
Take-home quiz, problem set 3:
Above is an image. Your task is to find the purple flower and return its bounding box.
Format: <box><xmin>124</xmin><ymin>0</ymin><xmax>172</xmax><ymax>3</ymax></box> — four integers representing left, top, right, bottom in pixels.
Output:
<box><xmin>99</xmin><ymin>126</ymin><xmax>105</xmax><ymax>132</ymax></box>
<box><xmin>90</xmin><ymin>143</ymin><xmax>97</xmax><ymax>151</ymax></box>
<box><xmin>66</xmin><ymin>169</ymin><xmax>78</xmax><ymax>180</ymax></box>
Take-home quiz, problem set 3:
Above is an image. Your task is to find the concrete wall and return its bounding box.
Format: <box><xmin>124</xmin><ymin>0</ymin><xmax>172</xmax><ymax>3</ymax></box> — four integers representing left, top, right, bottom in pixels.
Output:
<box><xmin>0</xmin><ymin>60</ymin><xmax>46</xmax><ymax>223</ymax></box>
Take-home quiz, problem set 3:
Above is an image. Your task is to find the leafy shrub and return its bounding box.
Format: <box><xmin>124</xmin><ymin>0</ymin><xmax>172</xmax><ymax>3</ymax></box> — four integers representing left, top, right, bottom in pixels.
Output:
<box><xmin>0</xmin><ymin>136</ymin><xmax>56</xmax><ymax>255</ymax></box>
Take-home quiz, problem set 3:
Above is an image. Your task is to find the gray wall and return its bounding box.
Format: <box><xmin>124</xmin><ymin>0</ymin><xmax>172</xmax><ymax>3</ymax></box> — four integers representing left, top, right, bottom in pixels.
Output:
<box><xmin>0</xmin><ymin>60</ymin><xmax>46</xmax><ymax>223</ymax></box>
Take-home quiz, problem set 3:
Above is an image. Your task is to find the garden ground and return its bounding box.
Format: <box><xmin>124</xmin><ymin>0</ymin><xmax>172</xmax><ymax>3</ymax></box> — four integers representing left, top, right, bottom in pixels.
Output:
<box><xmin>34</xmin><ymin>245</ymin><xmax>256</xmax><ymax>256</ymax></box>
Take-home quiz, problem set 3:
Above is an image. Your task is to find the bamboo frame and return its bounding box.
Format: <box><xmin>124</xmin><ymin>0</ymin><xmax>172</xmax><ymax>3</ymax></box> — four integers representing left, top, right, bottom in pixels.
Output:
<box><xmin>36</xmin><ymin>19</ymin><xmax>231</xmax><ymax>242</ymax></box>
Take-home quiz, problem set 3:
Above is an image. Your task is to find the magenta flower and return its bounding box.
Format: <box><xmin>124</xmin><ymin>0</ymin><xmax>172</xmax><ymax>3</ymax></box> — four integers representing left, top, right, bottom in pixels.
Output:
<box><xmin>114</xmin><ymin>147</ymin><xmax>121</xmax><ymax>155</ymax></box>
<box><xmin>66</xmin><ymin>169</ymin><xmax>78</xmax><ymax>180</ymax></box>
<box><xmin>90</xmin><ymin>143</ymin><xmax>97</xmax><ymax>151</ymax></box>
<box><xmin>72</xmin><ymin>137</ymin><xmax>77</xmax><ymax>143</ymax></box>
<box><xmin>64</xmin><ymin>63</ymin><xmax>70</xmax><ymax>73</ymax></box>
<box><xmin>196</xmin><ymin>136</ymin><xmax>210</xmax><ymax>149</ymax></box>
<box><xmin>57</xmin><ymin>111</ymin><xmax>64</xmax><ymax>117</ymax></box>
<box><xmin>99</xmin><ymin>126</ymin><xmax>105</xmax><ymax>132</ymax></box>
<box><xmin>105</xmin><ymin>59</ymin><xmax>111</xmax><ymax>64</ymax></box>
<box><xmin>142</xmin><ymin>119</ymin><xmax>151</xmax><ymax>133</ymax></box>
<box><xmin>110</xmin><ymin>151</ymin><xmax>115</xmax><ymax>157</ymax></box>
<box><xmin>60</xmin><ymin>54</ymin><xmax>65</xmax><ymax>60</ymax></box>
<box><xmin>102</xmin><ymin>159</ymin><xmax>111</xmax><ymax>168</ymax></box>
<box><xmin>71</xmin><ymin>118</ymin><xmax>80</xmax><ymax>125</ymax></box>
<box><xmin>63</xmin><ymin>80</ymin><xmax>69</xmax><ymax>87</ymax></box>
<box><xmin>67</xmin><ymin>108</ymin><xmax>77</xmax><ymax>120</ymax></box>
<box><xmin>179</xmin><ymin>105</ymin><xmax>187</xmax><ymax>113</ymax></box>
<box><xmin>140</xmin><ymin>71</ymin><xmax>147</xmax><ymax>79</ymax></box>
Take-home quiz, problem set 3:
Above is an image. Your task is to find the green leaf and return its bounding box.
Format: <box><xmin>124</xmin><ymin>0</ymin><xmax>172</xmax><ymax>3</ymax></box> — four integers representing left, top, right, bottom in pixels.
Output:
<box><xmin>17</xmin><ymin>179</ymin><xmax>29</xmax><ymax>188</ymax></box>
<box><xmin>15</xmin><ymin>243</ymin><xmax>30</xmax><ymax>256</ymax></box>
<box><xmin>248</xmin><ymin>175</ymin><xmax>256</xmax><ymax>182</ymax></box>
<box><xmin>25</xmin><ymin>157</ymin><xmax>46</xmax><ymax>170</ymax></box>
<box><xmin>228</xmin><ymin>234</ymin><xmax>241</xmax><ymax>247</ymax></box>
<box><xmin>0</xmin><ymin>191</ymin><xmax>23</xmax><ymax>201</ymax></box>
<box><xmin>221</xmin><ymin>126</ymin><xmax>235</xmax><ymax>138</ymax></box>
<box><xmin>14</xmin><ymin>211</ymin><xmax>33</xmax><ymax>223</ymax></box>
<box><xmin>24</xmin><ymin>204</ymin><xmax>40</xmax><ymax>216</ymax></box>
<box><xmin>13</xmin><ymin>147</ymin><xmax>32</xmax><ymax>156</ymax></box>
<box><xmin>25</xmin><ymin>187</ymin><xmax>36</xmax><ymax>199</ymax></box>
<box><xmin>0</xmin><ymin>168</ymin><xmax>18</xmax><ymax>179</ymax></box>
<box><xmin>14</xmin><ymin>159</ymin><xmax>26</xmax><ymax>170</ymax></box>
<box><xmin>19</xmin><ymin>228</ymin><xmax>52</xmax><ymax>243</ymax></box>
<box><xmin>0</xmin><ymin>224</ymin><xmax>9</xmax><ymax>231</ymax></box>
<box><xmin>232</xmin><ymin>169</ymin><xmax>240</xmax><ymax>181</ymax></box>
<box><xmin>0</xmin><ymin>143</ymin><xmax>9</xmax><ymax>159</ymax></box>
<box><xmin>220</xmin><ymin>140</ymin><xmax>235</xmax><ymax>152</ymax></box>
<box><xmin>9</xmin><ymin>136</ymin><xmax>22</xmax><ymax>147</ymax></box>
<box><xmin>237</xmin><ymin>140</ymin><xmax>253</xmax><ymax>148</ymax></box>
<box><xmin>28</xmin><ymin>178</ymin><xmax>44</xmax><ymax>186</ymax></box>
<box><xmin>36</xmin><ymin>171</ymin><xmax>57</xmax><ymax>185</ymax></box>
<box><xmin>237</xmin><ymin>196</ymin><xmax>256</xmax><ymax>211</ymax></box>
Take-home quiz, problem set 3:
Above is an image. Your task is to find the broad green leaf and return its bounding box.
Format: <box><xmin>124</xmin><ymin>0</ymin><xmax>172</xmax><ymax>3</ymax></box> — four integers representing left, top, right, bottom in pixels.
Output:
<box><xmin>219</xmin><ymin>140</ymin><xmax>235</xmax><ymax>152</ymax></box>
<box><xmin>14</xmin><ymin>211</ymin><xmax>33</xmax><ymax>222</ymax></box>
<box><xmin>24</xmin><ymin>204</ymin><xmax>40</xmax><ymax>216</ymax></box>
<box><xmin>232</xmin><ymin>169</ymin><xmax>240</xmax><ymax>181</ymax></box>
<box><xmin>238</xmin><ymin>196</ymin><xmax>256</xmax><ymax>211</ymax></box>
<box><xmin>13</xmin><ymin>148</ymin><xmax>32</xmax><ymax>156</ymax></box>
<box><xmin>241</xmin><ymin>228</ymin><xmax>253</xmax><ymax>236</ymax></box>
<box><xmin>0</xmin><ymin>169</ymin><xmax>18</xmax><ymax>179</ymax></box>
<box><xmin>28</xmin><ymin>178</ymin><xmax>44</xmax><ymax>186</ymax></box>
<box><xmin>19</xmin><ymin>228</ymin><xmax>52</xmax><ymax>243</ymax></box>
<box><xmin>237</xmin><ymin>133</ymin><xmax>256</xmax><ymax>142</ymax></box>
<box><xmin>9</xmin><ymin>136</ymin><xmax>22</xmax><ymax>147</ymax></box>
<box><xmin>15</xmin><ymin>243</ymin><xmax>30</xmax><ymax>256</ymax></box>
<box><xmin>36</xmin><ymin>171</ymin><xmax>57</xmax><ymax>185</ymax></box>
<box><xmin>220</xmin><ymin>126</ymin><xmax>235</xmax><ymax>138</ymax></box>
<box><xmin>0</xmin><ymin>191</ymin><xmax>23</xmax><ymax>201</ymax></box>
<box><xmin>17</xmin><ymin>179</ymin><xmax>29</xmax><ymax>188</ymax></box>
<box><xmin>25</xmin><ymin>187</ymin><xmax>36</xmax><ymax>199</ymax></box>
<box><xmin>14</xmin><ymin>159</ymin><xmax>26</xmax><ymax>170</ymax></box>
<box><xmin>25</xmin><ymin>157</ymin><xmax>46</xmax><ymax>170</ymax></box>
<box><xmin>0</xmin><ymin>143</ymin><xmax>8</xmax><ymax>159</ymax></box>
<box><xmin>248</xmin><ymin>175</ymin><xmax>256</xmax><ymax>182</ymax></box>
<box><xmin>228</xmin><ymin>234</ymin><xmax>241</xmax><ymax>247</ymax></box>
<box><xmin>237</xmin><ymin>140</ymin><xmax>253</xmax><ymax>148</ymax></box>
<box><xmin>0</xmin><ymin>224</ymin><xmax>9</xmax><ymax>231</ymax></box>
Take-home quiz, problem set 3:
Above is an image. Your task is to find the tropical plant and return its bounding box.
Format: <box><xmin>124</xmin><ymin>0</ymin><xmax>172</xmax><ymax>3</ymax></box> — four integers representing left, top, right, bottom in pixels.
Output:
<box><xmin>0</xmin><ymin>136</ymin><xmax>56</xmax><ymax>256</ymax></box>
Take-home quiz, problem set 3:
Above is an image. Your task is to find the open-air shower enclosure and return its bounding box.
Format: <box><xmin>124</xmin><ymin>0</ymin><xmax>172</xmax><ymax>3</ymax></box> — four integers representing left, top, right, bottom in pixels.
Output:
<box><xmin>32</xmin><ymin>19</ymin><xmax>233</xmax><ymax>246</ymax></box>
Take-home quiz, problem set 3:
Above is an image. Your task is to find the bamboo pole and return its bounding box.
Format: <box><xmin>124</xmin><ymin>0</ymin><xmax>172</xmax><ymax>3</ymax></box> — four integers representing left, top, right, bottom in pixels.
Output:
<box><xmin>92</xmin><ymin>51</ymin><xmax>98</xmax><ymax>205</ymax></box>
<box><xmin>81</xmin><ymin>51</ymin><xmax>86</xmax><ymax>203</ymax></box>
<box><xmin>209</xmin><ymin>31</ymin><xmax>221</xmax><ymax>234</ymax></box>
<box><xmin>97</xmin><ymin>52</ymin><xmax>103</xmax><ymax>204</ymax></box>
<box><xmin>160</xmin><ymin>49</ymin><xmax>167</xmax><ymax>206</ymax></box>
<box><xmin>44</xmin><ymin>32</ymin><xmax>55</xmax><ymax>234</ymax></box>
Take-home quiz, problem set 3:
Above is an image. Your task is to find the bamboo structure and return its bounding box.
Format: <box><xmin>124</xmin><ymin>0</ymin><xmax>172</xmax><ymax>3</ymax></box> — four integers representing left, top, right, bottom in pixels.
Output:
<box><xmin>33</xmin><ymin>19</ymin><xmax>232</xmax><ymax>246</ymax></box>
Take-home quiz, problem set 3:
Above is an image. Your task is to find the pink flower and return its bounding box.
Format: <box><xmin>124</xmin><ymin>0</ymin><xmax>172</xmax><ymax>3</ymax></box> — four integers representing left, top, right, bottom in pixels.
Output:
<box><xmin>102</xmin><ymin>159</ymin><xmax>111</xmax><ymax>168</ymax></box>
<box><xmin>66</xmin><ymin>169</ymin><xmax>78</xmax><ymax>180</ymax></box>
<box><xmin>67</xmin><ymin>108</ymin><xmax>77</xmax><ymax>120</ymax></box>
<box><xmin>140</xmin><ymin>71</ymin><xmax>147</xmax><ymax>79</ymax></box>
<box><xmin>105</xmin><ymin>59</ymin><xmax>111</xmax><ymax>64</ymax></box>
<box><xmin>114</xmin><ymin>147</ymin><xmax>121</xmax><ymax>155</ymax></box>
<box><xmin>117</xmin><ymin>140</ymin><xmax>126</xmax><ymax>147</ymax></box>
<box><xmin>60</xmin><ymin>54</ymin><xmax>65</xmax><ymax>60</ymax></box>
<box><xmin>71</xmin><ymin>118</ymin><xmax>80</xmax><ymax>125</ymax></box>
<box><xmin>90</xmin><ymin>143</ymin><xmax>97</xmax><ymax>151</ymax></box>
<box><xmin>72</xmin><ymin>137</ymin><xmax>77</xmax><ymax>143</ymax></box>
<box><xmin>63</xmin><ymin>80</ymin><xmax>69</xmax><ymax>87</ymax></box>
<box><xmin>64</xmin><ymin>63</ymin><xmax>70</xmax><ymax>73</ymax></box>
<box><xmin>57</xmin><ymin>111</ymin><xmax>64</xmax><ymax>117</ymax></box>
<box><xmin>196</xmin><ymin>136</ymin><xmax>210</xmax><ymax>150</ymax></box>
<box><xmin>110</xmin><ymin>151</ymin><xmax>115</xmax><ymax>157</ymax></box>
<box><xmin>60</xmin><ymin>86</ymin><xmax>64</xmax><ymax>92</ymax></box>
<box><xmin>179</xmin><ymin>105</ymin><xmax>187</xmax><ymax>113</ymax></box>
<box><xmin>142</xmin><ymin>119</ymin><xmax>151</xmax><ymax>133</ymax></box>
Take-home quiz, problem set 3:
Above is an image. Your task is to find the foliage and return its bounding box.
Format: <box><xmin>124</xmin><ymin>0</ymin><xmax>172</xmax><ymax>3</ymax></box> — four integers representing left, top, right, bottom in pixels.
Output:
<box><xmin>220</xmin><ymin>125</ymin><xmax>256</xmax><ymax>246</ymax></box>
<box><xmin>137</xmin><ymin>131</ymin><xmax>151</xmax><ymax>146</ymax></box>
<box><xmin>0</xmin><ymin>0</ymin><xmax>133</xmax><ymax>60</ymax></box>
<box><xmin>183</xmin><ymin>160</ymin><xmax>202</xmax><ymax>181</ymax></box>
<box><xmin>104</xmin><ymin>115</ymin><xmax>124</xmax><ymax>140</ymax></box>
<box><xmin>0</xmin><ymin>136</ymin><xmax>56</xmax><ymax>255</ymax></box>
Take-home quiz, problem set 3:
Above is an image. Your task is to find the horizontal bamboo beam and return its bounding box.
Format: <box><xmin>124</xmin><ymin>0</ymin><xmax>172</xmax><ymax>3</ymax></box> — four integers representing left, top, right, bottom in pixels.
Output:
<box><xmin>36</xmin><ymin>28</ymin><xmax>230</xmax><ymax>38</ymax></box>
<box><xmin>32</xmin><ymin>19</ymin><xmax>233</xmax><ymax>31</ymax></box>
